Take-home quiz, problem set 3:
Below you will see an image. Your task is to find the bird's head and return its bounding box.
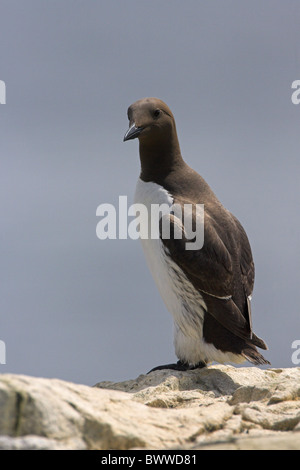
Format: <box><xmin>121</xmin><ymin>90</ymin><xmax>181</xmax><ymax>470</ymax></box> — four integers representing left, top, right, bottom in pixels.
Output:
<box><xmin>123</xmin><ymin>97</ymin><xmax>175</xmax><ymax>144</ymax></box>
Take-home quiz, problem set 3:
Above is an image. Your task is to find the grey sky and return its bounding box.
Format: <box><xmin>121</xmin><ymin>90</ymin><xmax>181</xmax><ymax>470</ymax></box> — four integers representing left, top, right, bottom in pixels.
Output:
<box><xmin>1</xmin><ymin>1</ymin><xmax>299</xmax><ymax>385</ymax></box>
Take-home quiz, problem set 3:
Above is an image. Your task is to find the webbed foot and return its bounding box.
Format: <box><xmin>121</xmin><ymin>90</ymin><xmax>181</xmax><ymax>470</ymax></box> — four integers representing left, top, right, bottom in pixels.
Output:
<box><xmin>147</xmin><ymin>360</ymin><xmax>206</xmax><ymax>374</ymax></box>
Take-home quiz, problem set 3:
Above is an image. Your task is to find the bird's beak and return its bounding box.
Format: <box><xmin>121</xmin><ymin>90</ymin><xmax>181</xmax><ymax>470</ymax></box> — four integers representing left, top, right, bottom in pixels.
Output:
<box><xmin>123</xmin><ymin>123</ymin><xmax>143</xmax><ymax>142</ymax></box>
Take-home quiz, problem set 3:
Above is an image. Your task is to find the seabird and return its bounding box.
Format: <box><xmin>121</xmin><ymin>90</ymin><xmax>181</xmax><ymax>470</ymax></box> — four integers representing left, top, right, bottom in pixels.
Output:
<box><xmin>123</xmin><ymin>97</ymin><xmax>270</xmax><ymax>371</ymax></box>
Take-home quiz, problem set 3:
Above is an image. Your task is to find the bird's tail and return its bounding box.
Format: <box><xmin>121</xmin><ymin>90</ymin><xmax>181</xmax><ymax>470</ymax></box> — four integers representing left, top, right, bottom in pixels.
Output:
<box><xmin>242</xmin><ymin>330</ymin><xmax>270</xmax><ymax>365</ymax></box>
<box><xmin>242</xmin><ymin>345</ymin><xmax>271</xmax><ymax>365</ymax></box>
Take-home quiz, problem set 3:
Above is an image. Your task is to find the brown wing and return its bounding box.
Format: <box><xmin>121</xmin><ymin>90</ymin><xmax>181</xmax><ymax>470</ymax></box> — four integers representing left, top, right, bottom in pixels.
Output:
<box><xmin>160</xmin><ymin>210</ymin><xmax>255</xmax><ymax>342</ymax></box>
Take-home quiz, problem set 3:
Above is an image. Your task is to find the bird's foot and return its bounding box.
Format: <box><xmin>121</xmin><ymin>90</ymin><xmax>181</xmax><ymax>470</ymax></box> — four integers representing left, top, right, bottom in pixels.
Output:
<box><xmin>147</xmin><ymin>360</ymin><xmax>206</xmax><ymax>374</ymax></box>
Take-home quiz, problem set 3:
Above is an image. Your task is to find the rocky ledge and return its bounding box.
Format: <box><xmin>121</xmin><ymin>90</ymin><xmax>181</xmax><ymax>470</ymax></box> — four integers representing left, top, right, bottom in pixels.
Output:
<box><xmin>0</xmin><ymin>365</ymin><xmax>299</xmax><ymax>450</ymax></box>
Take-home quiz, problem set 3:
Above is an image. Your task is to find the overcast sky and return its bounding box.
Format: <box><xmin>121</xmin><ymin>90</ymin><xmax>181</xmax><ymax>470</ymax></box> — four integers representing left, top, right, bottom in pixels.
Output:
<box><xmin>1</xmin><ymin>0</ymin><xmax>299</xmax><ymax>385</ymax></box>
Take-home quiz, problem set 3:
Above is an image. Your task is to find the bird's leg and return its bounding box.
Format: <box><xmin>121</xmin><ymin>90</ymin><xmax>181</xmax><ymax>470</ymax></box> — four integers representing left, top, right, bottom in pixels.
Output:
<box><xmin>147</xmin><ymin>360</ymin><xmax>206</xmax><ymax>374</ymax></box>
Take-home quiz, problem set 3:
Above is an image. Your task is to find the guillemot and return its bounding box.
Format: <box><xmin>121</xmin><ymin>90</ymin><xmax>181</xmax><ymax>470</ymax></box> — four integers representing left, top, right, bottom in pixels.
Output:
<box><xmin>123</xmin><ymin>97</ymin><xmax>270</xmax><ymax>371</ymax></box>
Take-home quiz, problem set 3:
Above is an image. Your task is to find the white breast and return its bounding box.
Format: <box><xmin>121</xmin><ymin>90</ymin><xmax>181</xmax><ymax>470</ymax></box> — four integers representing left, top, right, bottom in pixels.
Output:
<box><xmin>134</xmin><ymin>179</ymin><xmax>205</xmax><ymax>363</ymax></box>
<box><xmin>134</xmin><ymin>178</ymin><xmax>244</xmax><ymax>366</ymax></box>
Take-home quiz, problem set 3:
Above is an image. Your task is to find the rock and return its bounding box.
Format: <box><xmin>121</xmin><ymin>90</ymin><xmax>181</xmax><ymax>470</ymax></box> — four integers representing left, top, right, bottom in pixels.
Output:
<box><xmin>0</xmin><ymin>435</ymin><xmax>78</xmax><ymax>450</ymax></box>
<box><xmin>0</xmin><ymin>365</ymin><xmax>299</xmax><ymax>450</ymax></box>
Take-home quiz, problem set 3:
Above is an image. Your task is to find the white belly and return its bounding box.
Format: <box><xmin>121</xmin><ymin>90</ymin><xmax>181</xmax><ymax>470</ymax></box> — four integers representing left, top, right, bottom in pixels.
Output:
<box><xmin>134</xmin><ymin>178</ymin><xmax>245</xmax><ymax>365</ymax></box>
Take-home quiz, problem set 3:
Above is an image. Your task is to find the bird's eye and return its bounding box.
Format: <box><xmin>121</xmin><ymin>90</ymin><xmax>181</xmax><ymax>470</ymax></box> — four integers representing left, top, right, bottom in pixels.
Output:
<box><xmin>153</xmin><ymin>109</ymin><xmax>161</xmax><ymax>118</ymax></box>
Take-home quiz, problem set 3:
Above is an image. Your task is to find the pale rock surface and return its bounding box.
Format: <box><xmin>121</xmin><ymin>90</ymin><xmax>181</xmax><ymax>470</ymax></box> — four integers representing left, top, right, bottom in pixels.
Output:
<box><xmin>0</xmin><ymin>365</ymin><xmax>299</xmax><ymax>450</ymax></box>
